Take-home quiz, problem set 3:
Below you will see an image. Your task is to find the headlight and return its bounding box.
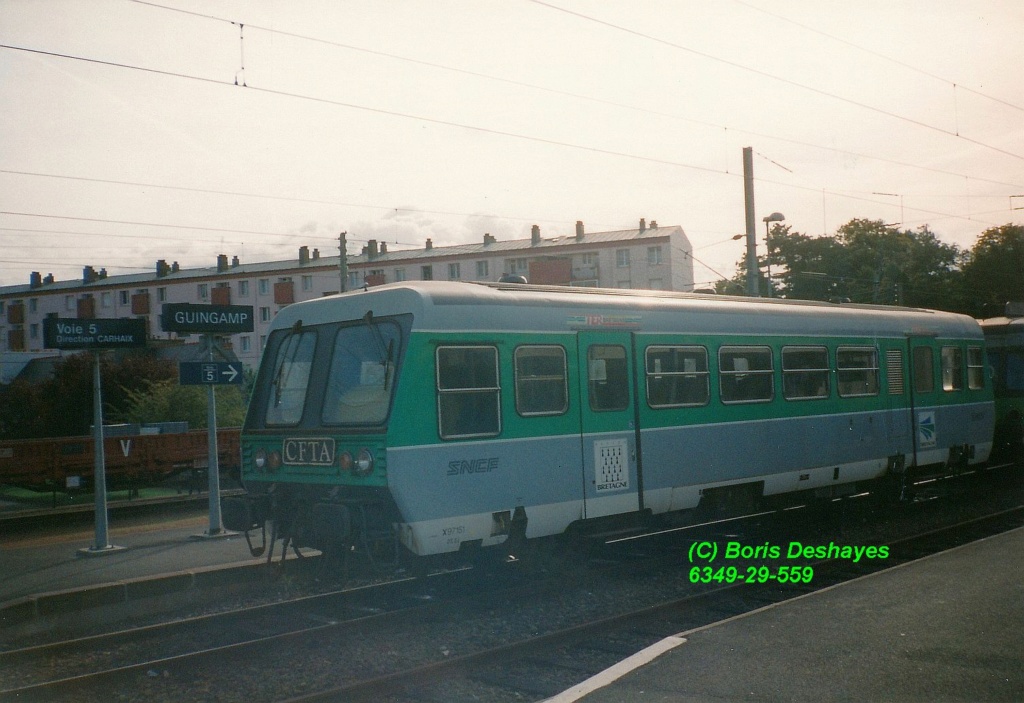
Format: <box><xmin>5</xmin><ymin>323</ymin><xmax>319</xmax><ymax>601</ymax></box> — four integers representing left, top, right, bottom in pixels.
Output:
<box><xmin>339</xmin><ymin>451</ymin><xmax>353</xmax><ymax>473</ymax></box>
<box><xmin>267</xmin><ymin>450</ymin><xmax>282</xmax><ymax>472</ymax></box>
<box><xmin>254</xmin><ymin>448</ymin><xmax>267</xmax><ymax>471</ymax></box>
<box><xmin>354</xmin><ymin>448</ymin><xmax>374</xmax><ymax>477</ymax></box>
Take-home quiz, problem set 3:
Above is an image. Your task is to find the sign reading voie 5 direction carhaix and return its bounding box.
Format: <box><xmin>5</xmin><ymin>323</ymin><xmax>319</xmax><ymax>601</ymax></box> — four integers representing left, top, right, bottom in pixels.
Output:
<box><xmin>162</xmin><ymin>303</ymin><xmax>254</xmax><ymax>334</ymax></box>
<box><xmin>43</xmin><ymin>317</ymin><xmax>147</xmax><ymax>349</ymax></box>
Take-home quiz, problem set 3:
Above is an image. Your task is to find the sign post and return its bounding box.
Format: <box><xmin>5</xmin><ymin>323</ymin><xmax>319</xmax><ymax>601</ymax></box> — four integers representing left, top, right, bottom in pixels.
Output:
<box><xmin>162</xmin><ymin>303</ymin><xmax>253</xmax><ymax>539</ymax></box>
<box><xmin>43</xmin><ymin>317</ymin><xmax>147</xmax><ymax>556</ymax></box>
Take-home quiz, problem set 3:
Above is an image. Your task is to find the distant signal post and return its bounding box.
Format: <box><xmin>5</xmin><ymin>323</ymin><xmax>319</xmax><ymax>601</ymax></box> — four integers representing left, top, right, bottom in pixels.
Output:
<box><xmin>162</xmin><ymin>304</ymin><xmax>254</xmax><ymax>539</ymax></box>
<box><xmin>43</xmin><ymin>317</ymin><xmax>147</xmax><ymax>556</ymax></box>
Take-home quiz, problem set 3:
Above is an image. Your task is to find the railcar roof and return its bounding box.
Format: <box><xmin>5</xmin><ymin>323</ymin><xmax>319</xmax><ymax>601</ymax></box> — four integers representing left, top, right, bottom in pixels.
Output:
<box><xmin>269</xmin><ymin>281</ymin><xmax>982</xmax><ymax>340</ymax></box>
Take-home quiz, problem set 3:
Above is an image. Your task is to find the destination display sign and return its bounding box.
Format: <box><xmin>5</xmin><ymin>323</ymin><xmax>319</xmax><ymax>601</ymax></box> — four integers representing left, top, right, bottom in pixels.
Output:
<box><xmin>43</xmin><ymin>317</ymin><xmax>147</xmax><ymax>350</ymax></box>
<box><xmin>162</xmin><ymin>303</ymin><xmax>254</xmax><ymax>334</ymax></box>
<box><xmin>179</xmin><ymin>361</ymin><xmax>245</xmax><ymax>386</ymax></box>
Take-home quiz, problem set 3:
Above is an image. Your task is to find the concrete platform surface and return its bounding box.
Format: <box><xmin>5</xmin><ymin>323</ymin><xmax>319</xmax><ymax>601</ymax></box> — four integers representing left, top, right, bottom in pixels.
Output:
<box><xmin>554</xmin><ymin>527</ymin><xmax>1024</xmax><ymax>702</ymax></box>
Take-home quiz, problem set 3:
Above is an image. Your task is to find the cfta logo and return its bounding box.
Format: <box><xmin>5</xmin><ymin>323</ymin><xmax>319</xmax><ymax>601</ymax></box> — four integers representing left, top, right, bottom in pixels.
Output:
<box><xmin>447</xmin><ymin>457</ymin><xmax>499</xmax><ymax>476</ymax></box>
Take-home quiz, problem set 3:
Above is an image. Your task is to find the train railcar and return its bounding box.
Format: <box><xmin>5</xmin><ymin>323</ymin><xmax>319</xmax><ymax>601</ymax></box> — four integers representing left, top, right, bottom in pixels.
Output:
<box><xmin>979</xmin><ymin>303</ymin><xmax>1024</xmax><ymax>463</ymax></box>
<box><xmin>223</xmin><ymin>282</ymin><xmax>994</xmax><ymax>561</ymax></box>
<box><xmin>0</xmin><ymin>427</ymin><xmax>241</xmax><ymax>492</ymax></box>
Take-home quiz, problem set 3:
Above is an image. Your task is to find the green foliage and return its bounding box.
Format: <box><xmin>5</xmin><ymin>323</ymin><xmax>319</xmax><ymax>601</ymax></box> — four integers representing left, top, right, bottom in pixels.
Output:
<box><xmin>960</xmin><ymin>224</ymin><xmax>1024</xmax><ymax>317</ymax></box>
<box><xmin>115</xmin><ymin>379</ymin><xmax>248</xmax><ymax>429</ymax></box>
<box><xmin>720</xmin><ymin>218</ymin><xmax>1022</xmax><ymax>314</ymax></box>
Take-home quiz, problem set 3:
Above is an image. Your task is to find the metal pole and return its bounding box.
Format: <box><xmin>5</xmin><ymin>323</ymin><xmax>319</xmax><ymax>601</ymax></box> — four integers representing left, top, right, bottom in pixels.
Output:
<box><xmin>339</xmin><ymin>231</ymin><xmax>348</xmax><ymax>293</ymax></box>
<box><xmin>79</xmin><ymin>351</ymin><xmax>123</xmax><ymax>555</ymax></box>
<box><xmin>765</xmin><ymin>219</ymin><xmax>772</xmax><ymax>298</ymax></box>
<box><xmin>743</xmin><ymin>147</ymin><xmax>758</xmax><ymax>296</ymax></box>
<box><xmin>205</xmin><ymin>333</ymin><xmax>224</xmax><ymax>536</ymax></box>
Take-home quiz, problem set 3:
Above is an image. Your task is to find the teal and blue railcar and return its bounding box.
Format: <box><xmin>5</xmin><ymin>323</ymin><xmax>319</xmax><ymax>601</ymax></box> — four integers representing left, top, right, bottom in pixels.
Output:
<box><xmin>979</xmin><ymin>304</ymin><xmax>1024</xmax><ymax>463</ymax></box>
<box><xmin>224</xmin><ymin>282</ymin><xmax>995</xmax><ymax>559</ymax></box>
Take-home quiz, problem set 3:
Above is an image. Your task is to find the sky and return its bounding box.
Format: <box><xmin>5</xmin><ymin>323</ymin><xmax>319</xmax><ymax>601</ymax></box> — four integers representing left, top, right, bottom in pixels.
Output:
<box><xmin>1</xmin><ymin>0</ymin><xmax>1022</xmax><ymax>290</ymax></box>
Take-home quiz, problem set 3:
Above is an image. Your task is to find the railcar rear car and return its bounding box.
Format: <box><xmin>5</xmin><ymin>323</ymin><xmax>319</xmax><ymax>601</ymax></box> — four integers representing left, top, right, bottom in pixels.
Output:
<box><xmin>979</xmin><ymin>303</ymin><xmax>1024</xmax><ymax>463</ymax></box>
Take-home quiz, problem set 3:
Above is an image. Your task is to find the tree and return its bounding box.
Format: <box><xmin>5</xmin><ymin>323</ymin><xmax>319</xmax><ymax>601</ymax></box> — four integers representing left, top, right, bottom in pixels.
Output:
<box><xmin>961</xmin><ymin>224</ymin><xmax>1024</xmax><ymax>318</ymax></box>
<box><xmin>115</xmin><ymin>379</ymin><xmax>248</xmax><ymax>429</ymax></box>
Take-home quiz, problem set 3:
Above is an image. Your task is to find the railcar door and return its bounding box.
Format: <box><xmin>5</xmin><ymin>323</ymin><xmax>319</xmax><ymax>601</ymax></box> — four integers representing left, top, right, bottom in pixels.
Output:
<box><xmin>906</xmin><ymin>336</ymin><xmax>939</xmax><ymax>469</ymax></box>
<box><xmin>576</xmin><ymin>331</ymin><xmax>642</xmax><ymax>519</ymax></box>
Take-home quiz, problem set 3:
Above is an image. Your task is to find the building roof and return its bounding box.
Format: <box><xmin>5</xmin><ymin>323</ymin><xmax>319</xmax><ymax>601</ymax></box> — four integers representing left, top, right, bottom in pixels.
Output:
<box><xmin>0</xmin><ymin>224</ymin><xmax>686</xmax><ymax>297</ymax></box>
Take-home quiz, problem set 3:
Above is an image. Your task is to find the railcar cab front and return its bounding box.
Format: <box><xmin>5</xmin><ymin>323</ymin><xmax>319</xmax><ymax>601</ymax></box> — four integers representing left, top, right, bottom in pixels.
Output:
<box><xmin>224</xmin><ymin>308</ymin><xmax>412</xmax><ymax>559</ymax></box>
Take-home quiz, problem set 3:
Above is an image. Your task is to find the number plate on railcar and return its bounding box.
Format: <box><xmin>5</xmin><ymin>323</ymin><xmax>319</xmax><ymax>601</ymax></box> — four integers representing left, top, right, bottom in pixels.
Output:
<box><xmin>282</xmin><ymin>438</ymin><xmax>336</xmax><ymax>466</ymax></box>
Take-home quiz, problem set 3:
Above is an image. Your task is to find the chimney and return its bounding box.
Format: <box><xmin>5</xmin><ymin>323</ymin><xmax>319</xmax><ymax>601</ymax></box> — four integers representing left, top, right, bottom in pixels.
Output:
<box><xmin>639</xmin><ymin>218</ymin><xmax>646</xmax><ymax>233</ymax></box>
<box><xmin>299</xmin><ymin>246</ymin><xmax>310</xmax><ymax>265</ymax></box>
<box><xmin>483</xmin><ymin>233</ymin><xmax>495</xmax><ymax>245</ymax></box>
<box><xmin>232</xmin><ymin>255</ymin><xmax>240</xmax><ymax>267</ymax></box>
<box><xmin>367</xmin><ymin>239</ymin><xmax>379</xmax><ymax>258</ymax></box>
<box><xmin>531</xmin><ymin>225</ymin><xmax>541</xmax><ymax>245</ymax></box>
<box><xmin>379</xmin><ymin>242</ymin><xmax>387</xmax><ymax>255</ymax></box>
<box><xmin>99</xmin><ymin>268</ymin><xmax>107</xmax><ymax>279</ymax></box>
<box><xmin>650</xmin><ymin>220</ymin><xmax>658</xmax><ymax>229</ymax></box>
<box><xmin>83</xmin><ymin>265</ymin><xmax>97</xmax><ymax>284</ymax></box>
<box><xmin>217</xmin><ymin>254</ymin><xmax>229</xmax><ymax>272</ymax></box>
<box><xmin>575</xmin><ymin>221</ymin><xmax>584</xmax><ymax>240</ymax></box>
<box><xmin>44</xmin><ymin>273</ymin><xmax>54</xmax><ymax>285</ymax></box>
<box><xmin>30</xmin><ymin>271</ymin><xmax>42</xmax><ymax>288</ymax></box>
<box><xmin>312</xmin><ymin>248</ymin><xmax>320</xmax><ymax>260</ymax></box>
<box><xmin>425</xmin><ymin>238</ymin><xmax>433</xmax><ymax>250</ymax></box>
<box><xmin>172</xmin><ymin>261</ymin><xmax>180</xmax><ymax>273</ymax></box>
<box><xmin>156</xmin><ymin>259</ymin><xmax>170</xmax><ymax>277</ymax></box>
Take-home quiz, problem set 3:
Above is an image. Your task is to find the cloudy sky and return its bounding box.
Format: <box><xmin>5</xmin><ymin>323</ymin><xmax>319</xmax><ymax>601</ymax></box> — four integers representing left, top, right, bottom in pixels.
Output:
<box><xmin>1</xmin><ymin>0</ymin><xmax>1022</xmax><ymax>289</ymax></box>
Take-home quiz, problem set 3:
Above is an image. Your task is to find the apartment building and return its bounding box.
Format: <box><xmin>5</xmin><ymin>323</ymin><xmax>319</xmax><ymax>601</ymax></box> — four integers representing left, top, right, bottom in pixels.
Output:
<box><xmin>0</xmin><ymin>219</ymin><xmax>692</xmax><ymax>370</ymax></box>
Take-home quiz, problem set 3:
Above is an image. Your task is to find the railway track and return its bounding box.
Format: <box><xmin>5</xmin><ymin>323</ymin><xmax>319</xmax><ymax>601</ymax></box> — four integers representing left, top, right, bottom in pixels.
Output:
<box><xmin>1</xmin><ymin>468</ymin><xmax>1020</xmax><ymax>703</ymax></box>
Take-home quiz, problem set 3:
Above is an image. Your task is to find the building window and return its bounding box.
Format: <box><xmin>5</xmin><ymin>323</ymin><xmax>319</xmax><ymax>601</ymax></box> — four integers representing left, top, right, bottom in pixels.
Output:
<box><xmin>29</xmin><ymin>298</ymin><xmax>38</xmax><ymax>313</ymax></box>
<box><xmin>436</xmin><ymin>346</ymin><xmax>500</xmax><ymax>439</ymax></box>
<box><xmin>157</xmin><ymin>287</ymin><xmax>167</xmax><ymax>303</ymax></box>
<box><xmin>449</xmin><ymin>263</ymin><xmax>461</xmax><ymax>280</ymax></box>
<box><xmin>119</xmin><ymin>291</ymin><xmax>129</xmax><ymax>306</ymax></box>
<box><xmin>581</xmin><ymin>252</ymin><xmax>597</xmax><ymax>266</ymax></box>
<box><xmin>782</xmin><ymin>346</ymin><xmax>830</xmax><ymax>400</ymax></box>
<box><xmin>302</xmin><ymin>275</ymin><xmax>313</xmax><ymax>292</ymax></box>
<box><xmin>101</xmin><ymin>292</ymin><xmax>112</xmax><ymax>308</ymax></box>
<box><xmin>476</xmin><ymin>260</ymin><xmax>489</xmax><ymax>278</ymax></box>
<box><xmin>65</xmin><ymin>295</ymin><xmax>75</xmax><ymax>311</ymax></box>
<box><xmin>515</xmin><ymin>345</ymin><xmax>568</xmax><ymax>416</ymax></box>
<box><xmin>347</xmin><ymin>272</ymin><xmax>361</xmax><ymax>289</ymax></box>
<box><xmin>646</xmin><ymin>345</ymin><xmax>709</xmax><ymax>408</ymax></box>
<box><xmin>421</xmin><ymin>265</ymin><xmax>433</xmax><ymax>280</ymax></box>
<box><xmin>719</xmin><ymin>346</ymin><xmax>774</xmax><ymax>404</ymax></box>
<box><xmin>648</xmin><ymin>246</ymin><xmax>663</xmax><ymax>265</ymax></box>
<box><xmin>837</xmin><ymin>347</ymin><xmax>880</xmax><ymax>397</ymax></box>
<box><xmin>30</xmin><ymin>323</ymin><xmax>39</xmax><ymax>340</ymax></box>
<box><xmin>240</xmin><ymin>336</ymin><xmax>252</xmax><ymax>353</ymax></box>
<box><xmin>616</xmin><ymin>249</ymin><xmax>630</xmax><ymax>268</ymax></box>
<box><xmin>198</xmin><ymin>284</ymin><xmax>208</xmax><ymax>300</ymax></box>
<box><xmin>258</xmin><ymin>279</ymin><xmax>270</xmax><ymax>295</ymax></box>
<box><xmin>394</xmin><ymin>268</ymin><xmax>406</xmax><ymax>282</ymax></box>
<box><xmin>239</xmin><ymin>280</ymin><xmax>250</xmax><ymax>297</ymax></box>
<box><xmin>507</xmin><ymin>258</ymin><xmax>528</xmax><ymax>275</ymax></box>
<box><xmin>260</xmin><ymin>307</ymin><xmax>271</xmax><ymax>322</ymax></box>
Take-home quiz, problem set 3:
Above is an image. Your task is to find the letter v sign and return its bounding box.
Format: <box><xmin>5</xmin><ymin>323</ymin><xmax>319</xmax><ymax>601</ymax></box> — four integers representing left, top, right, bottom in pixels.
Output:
<box><xmin>120</xmin><ymin>439</ymin><xmax>132</xmax><ymax>457</ymax></box>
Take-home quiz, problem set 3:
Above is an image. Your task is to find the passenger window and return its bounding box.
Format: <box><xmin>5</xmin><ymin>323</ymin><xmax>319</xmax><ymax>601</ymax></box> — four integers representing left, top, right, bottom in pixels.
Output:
<box><xmin>967</xmin><ymin>347</ymin><xmax>985</xmax><ymax>390</ymax></box>
<box><xmin>264</xmin><ymin>331</ymin><xmax>317</xmax><ymax>426</ymax></box>
<box><xmin>941</xmin><ymin>346</ymin><xmax>964</xmax><ymax>391</ymax></box>
<box><xmin>719</xmin><ymin>346</ymin><xmax>773</xmax><ymax>403</ymax></box>
<box><xmin>515</xmin><ymin>346</ymin><xmax>568</xmax><ymax>416</ymax></box>
<box><xmin>436</xmin><ymin>346</ymin><xmax>500</xmax><ymax>439</ymax></box>
<box><xmin>837</xmin><ymin>347</ymin><xmax>879</xmax><ymax>397</ymax></box>
<box><xmin>646</xmin><ymin>346</ymin><xmax>709</xmax><ymax>407</ymax></box>
<box><xmin>782</xmin><ymin>346</ymin><xmax>829</xmax><ymax>400</ymax></box>
<box><xmin>913</xmin><ymin>347</ymin><xmax>935</xmax><ymax>393</ymax></box>
<box><xmin>588</xmin><ymin>345</ymin><xmax>629</xmax><ymax>411</ymax></box>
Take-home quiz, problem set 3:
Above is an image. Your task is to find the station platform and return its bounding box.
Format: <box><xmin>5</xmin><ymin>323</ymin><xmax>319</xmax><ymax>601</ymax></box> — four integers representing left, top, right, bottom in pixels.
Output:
<box><xmin>0</xmin><ymin>506</ymin><xmax>297</xmax><ymax>637</ymax></box>
<box><xmin>551</xmin><ymin>526</ymin><xmax>1024</xmax><ymax>703</ymax></box>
